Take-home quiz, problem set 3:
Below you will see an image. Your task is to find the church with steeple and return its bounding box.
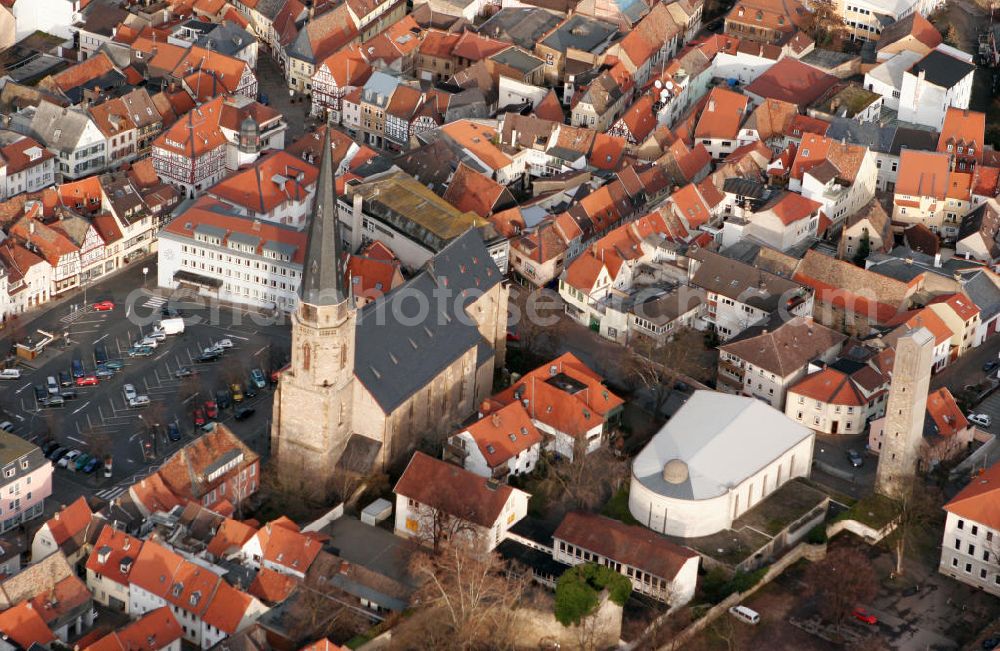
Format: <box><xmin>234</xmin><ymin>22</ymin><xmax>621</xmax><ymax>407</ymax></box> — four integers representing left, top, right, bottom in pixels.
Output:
<box><xmin>270</xmin><ymin>130</ymin><xmax>508</xmax><ymax>493</ymax></box>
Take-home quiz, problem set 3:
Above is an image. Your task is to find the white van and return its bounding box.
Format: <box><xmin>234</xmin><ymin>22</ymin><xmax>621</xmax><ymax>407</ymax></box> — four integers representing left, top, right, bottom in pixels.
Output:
<box><xmin>728</xmin><ymin>605</ymin><xmax>760</xmax><ymax>625</ymax></box>
<box><xmin>46</xmin><ymin>376</ymin><xmax>59</xmax><ymax>394</ymax></box>
<box><xmin>0</xmin><ymin>369</ymin><xmax>20</xmax><ymax>380</ymax></box>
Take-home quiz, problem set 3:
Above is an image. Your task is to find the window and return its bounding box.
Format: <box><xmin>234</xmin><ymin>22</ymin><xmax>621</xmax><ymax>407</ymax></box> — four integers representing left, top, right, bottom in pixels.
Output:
<box><xmin>973</xmin><ymin>525</ymin><xmax>979</xmax><ymax>536</ymax></box>
<box><xmin>969</xmin><ymin>543</ymin><xmax>976</xmax><ymax>555</ymax></box>
<box><xmin>966</xmin><ymin>563</ymin><xmax>973</xmax><ymax>573</ymax></box>
<box><xmin>959</xmin><ymin>519</ymin><xmax>965</xmax><ymax>530</ymax></box>
<box><xmin>955</xmin><ymin>538</ymin><xmax>961</xmax><ymax>550</ymax></box>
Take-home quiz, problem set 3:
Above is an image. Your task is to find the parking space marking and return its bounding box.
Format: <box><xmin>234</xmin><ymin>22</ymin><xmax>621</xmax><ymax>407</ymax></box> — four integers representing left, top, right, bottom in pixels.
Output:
<box><xmin>72</xmin><ymin>401</ymin><xmax>90</xmax><ymax>415</ymax></box>
<box><xmin>94</xmin><ymin>333</ymin><xmax>109</xmax><ymax>344</ymax></box>
<box><xmin>15</xmin><ymin>383</ymin><xmax>30</xmax><ymax>394</ymax></box>
<box><xmin>67</xmin><ymin>436</ymin><xmax>86</xmax><ymax>445</ymax></box>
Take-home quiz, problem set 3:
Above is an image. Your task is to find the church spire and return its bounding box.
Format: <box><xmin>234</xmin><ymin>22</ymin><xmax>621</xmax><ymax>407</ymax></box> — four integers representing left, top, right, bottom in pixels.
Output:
<box><xmin>299</xmin><ymin>127</ymin><xmax>347</xmax><ymax>306</ymax></box>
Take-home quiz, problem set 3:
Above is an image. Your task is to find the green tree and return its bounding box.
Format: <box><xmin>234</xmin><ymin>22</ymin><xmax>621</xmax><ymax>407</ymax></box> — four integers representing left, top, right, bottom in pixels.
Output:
<box><xmin>554</xmin><ymin>563</ymin><xmax>632</xmax><ymax>626</ymax></box>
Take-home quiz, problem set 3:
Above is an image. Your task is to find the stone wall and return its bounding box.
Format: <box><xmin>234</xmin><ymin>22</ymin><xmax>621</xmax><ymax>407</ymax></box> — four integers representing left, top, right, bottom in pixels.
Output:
<box><xmin>513</xmin><ymin>591</ymin><xmax>623</xmax><ymax>651</ymax></box>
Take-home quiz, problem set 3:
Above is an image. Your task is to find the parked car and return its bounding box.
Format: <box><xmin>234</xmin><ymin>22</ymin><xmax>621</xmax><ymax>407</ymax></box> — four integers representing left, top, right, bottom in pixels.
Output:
<box><xmin>250</xmin><ymin>368</ymin><xmax>266</xmax><ymax>389</ymax></box>
<box><xmin>984</xmin><ymin>360</ymin><xmax>999</xmax><ymax>373</ymax></box>
<box><xmin>167</xmin><ymin>422</ymin><xmax>182</xmax><ymax>442</ymax></box>
<box><xmin>847</xmin><ymin>449</ymin><xmax>864</xmax><ymax>468</ymax></box>
<box><xmin>0</xmin><ymin>421</ymin><xmax>13</xmax><ymax>433</ymax></box>
<box><xmin>59</xmin><ymin>389</ymin><xmax>78</xmax><ymax>400</ymax></box>
<box><xmin>33</xmin><ymin>385</ymin><xmax>47</xmax><ymax>401</ymax></box>
<box><xmin>852</xmin><ymin>607</ymin><xmax>877</xmax><ymax>625</ymax></box>
<box><xmin>58</xmin><ymin>450</ymin><xmax>81</xmax><ymax>469</ymax></box>
<box><xmin>74</xmin><ymin>453</ymin><xmax>92</xmax><ymax>472</ymax></box>
<box><xmin>92</xmin><ymin>300</ymin><xmax>115</xmax><ymax>311</ymax></box>
<box><xmin>123</xmin><ymin>384</ymin><xmax>137</xmax><ymax>402</ymax></box>
<box><xmin>204</xmin><ymin>401</ymin><xmax>218</xmax><ymax>419</ymax></box>
<box><xmin>982</xmin><ymin>635</ymin><xmax>1000</xmax><ymax>650</ymax></box>
<box><xmin>103</xmin><ymin>359</ymin><xmax>124</xmax><ymax>370</ymax></box>
<box><xmin>82</xmin><ymin>457</ymin><xmax>100</xmax><ymax>474</ymax></box>
<box><xmin>244</xmin><ymin>384</ymin><xmax>257</xmax><ymax>399</ymax></box>
<box><xmin>49</xmin><ymin>447</ymin><xmax>69</xmax><ymax>463</ymax></box>
<box><xmin>134</xmin><ymin>337</ymin><xmax>159</xmax><ymax>349</ymax></box>
<box><xmin>213</xmin><ymin>338</ymin><xmax>234</xmax><ymax>350</ymax></box>
<box><xmin>969</xmin><ymin>413</ymin><xmax>993</xmax><ymax>429</ymax></box>
<box><xmin>94</xmin><ymin>344</ymin><xmax>108</xmax><ymax>365</ymax></box>
<box><xmin>146</xmin><ymin>330</ymin><xmax>167</xmax><ymax>342</ymax></box>
<box><xmin>175</xmin><ymin>366</ymin><xmax>197</xmax><ymax>378</ymax></box>
<box><xmin>215</xmin><ymin>389</ymin><xmax>232</xmax><ymax>410</ymax></box>
<box><xmin>0</xmin><ymin>368</ymin><xmax>21</xmax><ymax>380</ymax></box>
<box><xmin>234</xmin><ymin>405</ymin><xmax>256</xmax><ymax>421</ymax></box>
<box><xmin>196</xmin><ymin>351</ymin><xmax>221</xmax><ymax>363</ymax></box>
<box><xmin>75</xmin><ymin>375</ymin><xmax>98</xmax><ymax>387</ymax></box>
<box><xmin>129</xmin><ymin>396</ymin><xmax>151</xmax><ymax>408</ymax></box>
<box><xmin>58</xmin><ymin>371</ymin><xmax>73</xmax><ymax>387</ymax></box>
<box><xmin>192</xmin><ymin>408</ymin><xmax>206</xmax><ymax>427</ymax></box>
<box><xmin>46</xmin><ymin>376</ymin><xmax>59</xmax><ymax>394</ymax></box>
<box><xmin>42</xmin><ymin>395</ymin><xmax>65</xmax><ymax>408</ymax></box>
<box><xmin>95</xmin><ymin>366</ymin><xmax>114</xmax><ymax>379</ymax></box>
<box><xmin>128</xmin><ymin>345</ymin><xmax>154</xmax><ymax>357</ymax></box>
<box><xmin>161</xmin><ymin>305</ymin><xmax>181</xmax><ymax>318</ymax></box>
<box><xmin>71</xmin><ymin>358</ymin><xmax>85</xmax><ymax>378</ymax></box>
<box><xmin>230</xmin><ymin>383</ymin><xmax>244</xmax><ymax>403</ymax></box>
<box><xmin>41</xmin><ymin>440</ymin><xmax>58</xmax><ymax>456</ymax></box>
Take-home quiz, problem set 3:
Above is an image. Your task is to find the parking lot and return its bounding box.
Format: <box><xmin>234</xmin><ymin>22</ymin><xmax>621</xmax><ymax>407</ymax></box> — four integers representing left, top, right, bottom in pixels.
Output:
<box><xmin>0</xmin><ymin>269</ymin><xmax>290</xmax><ymax>503</ymax></box>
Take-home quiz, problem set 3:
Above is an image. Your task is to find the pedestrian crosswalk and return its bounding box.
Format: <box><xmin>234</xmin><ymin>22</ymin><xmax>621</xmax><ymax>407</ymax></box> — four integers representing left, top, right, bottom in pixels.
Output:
<box><xmin>95</xmin><ymin>485</ymin><xmax>128</xmax><ymax>501</ymax></box>
<box><xmin>142</xmin><ymin>295</ymin><xmax>167</xmax><ymax>309</ymax></box>
<box><xmin>59</xmin><ymin>307</ymin><xmax>92</xmax><ymax>324</ymax></box>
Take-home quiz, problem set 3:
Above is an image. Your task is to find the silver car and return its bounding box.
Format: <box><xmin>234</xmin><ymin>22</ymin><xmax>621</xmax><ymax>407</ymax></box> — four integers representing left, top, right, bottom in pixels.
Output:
<box><xmin>123</xmin><ymin>384</ymin><xmax>137</xmax><ymax>402</ymax></box>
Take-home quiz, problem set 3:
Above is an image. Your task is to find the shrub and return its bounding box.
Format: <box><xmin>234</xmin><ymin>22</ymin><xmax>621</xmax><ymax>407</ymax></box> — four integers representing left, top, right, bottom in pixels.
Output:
<box><xmin>554</xmin><ymin>563</ymin><xmax>633</xmax><ymax>626</ymax></box>
<box><xmin>806</xmin><ymin>524</ymin><xmax>828</xmax><ymax>545</ymax></box>
<box><xmin>700</xmin><ymin>566</ymin><xmax>768</xmax><ymax>604</ymax></box>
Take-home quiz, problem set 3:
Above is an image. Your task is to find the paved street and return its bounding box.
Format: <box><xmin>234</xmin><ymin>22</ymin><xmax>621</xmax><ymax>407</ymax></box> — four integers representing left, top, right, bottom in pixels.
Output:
<box><xmin>256</xmin><ymin>53</ymin><xmax>315</xmax><ymax>142</ymax></box>
<box><xmin>0</xmin><ymin>261</ymin><xmax>289</xmax><ymax>505</ymax></box>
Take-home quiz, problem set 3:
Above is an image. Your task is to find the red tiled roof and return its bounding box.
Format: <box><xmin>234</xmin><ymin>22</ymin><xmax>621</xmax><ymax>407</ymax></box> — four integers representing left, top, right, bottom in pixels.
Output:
<box><xmin>249</xmin><ymin>567</ymin><xmax>298</xmax><ymax>604</ymax></box>
<box><xmin>0</xmin><ymin>603</ymin><xmax>55</xmax><ymax>648</ymax></box>
<box><xmin>790</xmin><ymin>367</ymin><xmax>863</xmax><ymax>406</ymax></box>
<box><xmin>43</xmin><ymin>497</ymin><xmax>93</xmax><ymax>546</ymax></box>
<box><xmin>895</xmin><ymin>150</ymin><xmax>950</xmax><ymax>199</ymax></box>
<box><xmin>461</xmin><ymin>402</ymin><xmax>543</xmax><ymax>468</ymax></box>
<box><xmin>206</xmin><ymin>518</ymin><xmax>257</xmax><ymax>559</ymax></box>
<box><xmin>210</xmin><ymin>151</ymin><xmax>319</xmax><ymax>214</ymax></box>
<box><xmin>394</xmin><ymin>452</ymin><xmax>519</xmax><ymax>528</ymax></box>
<box><xmin>926</xmin><ymin>387</ymin><xmax>968</xmax><ymax>438</ymax></box>
<box><xmin>694</xmin><ymin>87</ymin><xmax>749</xmax><ymax>141</ymax></box>
<box><xmin>442</xmin><ymin>163</ymin><xmax>508</xmax><ymax>217</ymax></box>
<box><xmin>746</xmin><ymin>58</ymin><xmax>838</xmax><ymax>107</ymax></box>
<box><xmin>944</xmin><ymin>459</ymin><xmax>1000</xmax><ymax>529</ymax></box>
<box><xmin>85</xmin><ymin>525</ymin><xmax>143</xmax><ymax>588</ymax></box>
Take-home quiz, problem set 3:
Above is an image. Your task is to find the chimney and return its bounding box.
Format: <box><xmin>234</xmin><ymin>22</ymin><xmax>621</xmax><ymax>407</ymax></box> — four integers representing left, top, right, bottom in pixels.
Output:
<box><xmin>708</xmin><ymin>99</ymin><xmax>716</xmax><ymax>112</ymax></box>
<box><xmin>491</xmin><ymin>412</ymin><xmax>501</xmax><ymax>427</ymax></box>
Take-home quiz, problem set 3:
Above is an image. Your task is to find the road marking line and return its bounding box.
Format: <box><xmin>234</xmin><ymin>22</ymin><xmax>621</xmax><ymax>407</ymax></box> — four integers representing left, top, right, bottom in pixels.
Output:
<box><xmin>67</xmin><ymin>436</ymin><xmax>86</xmax><ymax>444</ymax></box>
<box><xmin>14</xmin><ymin>415</ymin><xmax>23</xmax><ymax>422</ymax></box>
<box><xmin>15</xmin><ymin>383</ymin><xmax>30</xmax><ymax>394</ymax></box>
<box><xmin>254</xmin><ymin>346</ymin><xmax>266</xmax><ymax>356</ymax></box>
<box><xmin>224</xmin><ymin>333</ymin><xmax>250</xmax><ymax>341</ymax></box>
<box><xmin>72</xmin><ymin>401</ymin><xmax>90</xmax><ymax>415</ymax></box>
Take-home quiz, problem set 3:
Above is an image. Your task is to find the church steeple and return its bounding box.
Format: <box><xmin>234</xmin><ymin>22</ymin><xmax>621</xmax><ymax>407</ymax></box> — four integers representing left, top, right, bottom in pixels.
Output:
<box><xmin>299</xmin><ymin>128</ymin><xmax>347</xmax><ymax>306</ymax></box>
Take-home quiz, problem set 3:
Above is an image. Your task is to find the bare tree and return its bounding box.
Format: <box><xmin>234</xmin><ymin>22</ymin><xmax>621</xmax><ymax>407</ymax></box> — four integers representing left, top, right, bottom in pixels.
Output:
<box><xmin>800</xmin><ymin>0</ymin><xmax>845</xmax><ymax>46</ymax></box>
<box><xmin>628</xmin><ymin>328</ymin><xmax>705</xmax><ymax>416</ymax></box>
<box><xmin>548</xmin><ymin>444</ymin><xmax>629</xmax><ymax>511</ymax></box>
<box><xmin>259</xmin><ymin>462</ymin><xmax>328</xmax><ymax>522</ymax></box>
<box><xmin>886</xmin><ymin>478</ymin><xmax>941</xmax><ymax>576</ymax></box>
<box><xmin>805</xmin><ymin>545</ymin><xmax>877</xmax><ymax>635</ymax></box>
<box><xmin>409</xmin><ymin>502</ymin><xmax>481</xmax><ymax>553</ymax></box>
<box><xmin>403</xmin><ymin>538</ymin><xmax>527</xmax><ymax>650</ymax></box>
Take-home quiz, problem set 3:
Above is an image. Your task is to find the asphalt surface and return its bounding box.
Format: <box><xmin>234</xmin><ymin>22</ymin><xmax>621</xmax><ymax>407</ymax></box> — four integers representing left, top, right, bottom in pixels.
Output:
<box><xmin>0</xmin><ymin>262</ymin><xmax>290</xmax><ymax>505</ymax></box>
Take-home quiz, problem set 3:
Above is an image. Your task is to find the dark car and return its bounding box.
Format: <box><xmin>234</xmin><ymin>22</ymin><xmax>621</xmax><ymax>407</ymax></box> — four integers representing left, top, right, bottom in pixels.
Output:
<box><xmin>244</xmin><ymin>383</ymin><xmax>258</xmax><ymax>399</ymax></box>
<box><xmin>983</xmin><ymin>635</ymin><xmax>1000</xmax><ymax>650</ymax></box>
<box><xmin>82</xmin><ymin>457</ymin><xmax>100</xmax><ymax>474</ymax></box>
<box><xmin>33</xmin><ymin>385</ymin><xmax>47</xmax><ymax>402</ymax></box>
<box><xmin>847</xmin><ymin>449</ymin><xmax>864</xmax><ymax>468</ymax></box>
<box><xmin>48</xmin><ymin>447</ymin><xmax>69</xmax><ymax>463</ymax></box>
<box><xmin>60</xmin><ymin>389</ymin><xmax>79</xmax><ymax>400</ymax></box>
<box><xmin>94</xmin><ymin>344</ymin><xmax>108</xmax><ymax>365</ymax></box>
<box><xmin>175</xmin><ymin>367</ymin><xmax>197</xmax><ymax>378</ymax></box>
<box><xmin>95</xmin><ymin>366</ymin><xmax>114</xmax><ymax>379</ymax></box>
<box><xmin>234</xmin><ymin>405</ymin><xmax>256</xmax><ymax>421</ymax></box>
<box><xmin>161</xmin><ymin>306</ymin><xmax>181</xmax><ymax>318</ymax></box>
<box><xmin>42</xmin><ymin>440</ymin><xmax>60</xmax><ymax>456</ymax></box>
<box><xmin>167</xmin><ymin>422</ymin><xmax>182</xmax><ymax>442</ymax></box>
<box><xmin>985</xmin><ymin>360</ymin><xmax>1000</xmax><ymax>373</ymax></box>
<box><xmin>103</xmin><ymin>359</ymin><xmax>124</xmax><ymax>371</ymax></box>
<box><xmin>196</xmin><ymin>351</ymin><xmax>221</xmax><ymax>363</ymax></box>
<box><xmin>58</xmin><ymin>371</ymin><xmax>73</xmax><ymax>387</ymax></box>
<box><xmin>215</xmin><ymin>389</ymin><xmax>232</xmax><ymax>410</ymax></box>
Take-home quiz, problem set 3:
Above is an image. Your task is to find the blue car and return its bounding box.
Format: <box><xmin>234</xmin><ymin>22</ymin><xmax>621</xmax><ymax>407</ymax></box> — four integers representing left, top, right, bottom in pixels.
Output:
<box><xmin>82</xmin><ymin>457</ymin><xmax>100</xmax><ymax>474</ymax></box>
<box><xmin>250</xmin><ymin>368</ymin><xmax>266</xmax><ymax>389</ymax></box>
<box><xmin>167</xmin><ymin>422</ymin><xmax>181</xmax><ymax>442</ymax></box>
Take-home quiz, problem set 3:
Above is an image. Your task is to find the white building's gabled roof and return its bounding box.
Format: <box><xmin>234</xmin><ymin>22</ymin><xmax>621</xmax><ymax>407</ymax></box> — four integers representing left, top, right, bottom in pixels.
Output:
<box><xmin>632</xmin><ymin>391</ymin><xmax>813</xmax><ymax>500</ymax></box>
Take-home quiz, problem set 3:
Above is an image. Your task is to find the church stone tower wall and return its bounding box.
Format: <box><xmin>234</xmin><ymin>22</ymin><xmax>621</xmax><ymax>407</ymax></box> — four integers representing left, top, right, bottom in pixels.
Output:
<box><xmin>875</xmin><ymin>327</ymin><xmax>934</xmax><ymax>499</ymax></box>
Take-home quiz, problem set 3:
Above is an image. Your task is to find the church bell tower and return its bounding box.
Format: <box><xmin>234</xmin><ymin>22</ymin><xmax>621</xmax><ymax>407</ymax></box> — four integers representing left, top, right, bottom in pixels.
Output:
<box><xmin>270</xmin><ymin>129</ymin><xmax>356</xmax><ymax>489</ymax></box>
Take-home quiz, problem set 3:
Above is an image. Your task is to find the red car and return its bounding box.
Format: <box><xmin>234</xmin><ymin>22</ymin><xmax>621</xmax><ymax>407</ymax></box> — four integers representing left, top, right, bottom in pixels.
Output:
<box><xmin>75</xmin><ymin>375</ymin><xmax>98</xmax><ymax>387</ymax></box>
<box><xmin>192</xmin><ymin>408</ymin><xmax>206</xmax><ymax>427</ymax></box>
<box><xmin>852</xmin><ymin>608</ymin><xmax>877</xmax><ymax>625</ymax></box>
<box><xmin>92</xmin><ymin>300</ymin><xmax>115</xmax><ymax>311</ymax></box>
<box><xmin>204</xmin><ymin>400</ymin><xmax>218</xmax><ymax>419</ymax></box>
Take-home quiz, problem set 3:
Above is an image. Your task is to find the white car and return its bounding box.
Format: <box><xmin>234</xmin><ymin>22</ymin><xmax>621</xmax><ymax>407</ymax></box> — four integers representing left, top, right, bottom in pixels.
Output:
<box><xmin>213</xmin><ymin>339</ymin><xmax>234</xmax><ymax>350</ymax></box>
<box><xmin>123</xmin><ymin>384</ymin><xmax>137</xmax><ymax>402</ymax></box>
<box><xmin>146</xmin><ymin>330</ymin><xmax>167</xmax><ymax>342</ymax></box>
<box><xmin>0</xmin><ymin>422</ymin><xmax>13</xmax><ymax>433</ymax></box>
<box><xmin>46</xmin><ymin>376</ymin><xmax>59</xmax><ymax>394</ymax></box>
<box><xmin>134</xmin><ymin>337</ymin><xmax>159</xmax><ymax>349</ymax></box>
<box><xmin>968</xmin><ymin>413</ymin><xmax>992</xmax><ymax>429</ymax></box>
<box><xmin>58</xmin><ymin>450</ymin><xmax>81</xmax><ymax>469</ymax></box>
<box><xmin>129</xmin><ymin>395</ymin><xmax>150</xmax><ymax>408</ymax></box>
<box><xmin>0</xmin><ymin>368</ymin><xmax>21</xmax><ymax>380</ymax></box>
